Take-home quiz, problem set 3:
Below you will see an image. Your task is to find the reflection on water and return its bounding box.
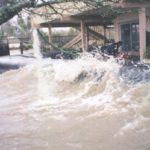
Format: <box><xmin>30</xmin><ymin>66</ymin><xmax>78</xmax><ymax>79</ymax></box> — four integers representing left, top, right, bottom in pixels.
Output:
<box><xmin>0</xmin><ymin>55</ymin><xmax>150</xmax><ymax>150</ymax></box>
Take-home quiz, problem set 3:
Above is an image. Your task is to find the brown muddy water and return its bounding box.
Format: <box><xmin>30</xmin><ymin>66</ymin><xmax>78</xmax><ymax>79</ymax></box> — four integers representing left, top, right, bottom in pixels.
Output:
<box><xmin>0</xmin><ymin>56</ymin><xmax>150</xmax><ymax>150</ymax></box>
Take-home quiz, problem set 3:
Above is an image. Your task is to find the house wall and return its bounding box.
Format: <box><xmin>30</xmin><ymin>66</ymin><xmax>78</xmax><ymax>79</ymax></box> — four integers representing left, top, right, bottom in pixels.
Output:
<box><xmin>146</xmin><ymin>9</ymin><xmax>150</xmax><ymax>33</ymax></box>
<box><xmin>114</xmin><ymin>10</ymin><xmax>150</xmax><ymax>41</ymax></box>
<box><xmin>146</xmin><ymin>18</ymin><xmax>150</xmax><ymax>32</ymax></box>
<box><xmin>114</xmin><ymin>10</ymin><xmax>150</xmax><ymax>56</ymax></box>
<box><xmin>116</xmin><ymin>13</ymin><xmax>138</xmax><ymax>24</ymax></box>
<box><xmin>146</xmin><ymin>9</ymin><xmax>150</xmax><ymax>17</ymax></box>
<box><xmin>146</xmin><ymin>17</ymin><xmax>150</xmax><ymax>47</ymax></box>
<box><xmin>114</xmin><ymin>12</ymin><xmax>138</xmax><ymax>42</ymax></box>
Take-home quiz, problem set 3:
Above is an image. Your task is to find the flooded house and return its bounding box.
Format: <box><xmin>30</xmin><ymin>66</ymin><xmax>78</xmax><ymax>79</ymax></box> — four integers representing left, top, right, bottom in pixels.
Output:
<box><xmin>1</xmin><ymin>1</ymin><xmax>150</xmax><ymax>150</ymax></box>
<box><xmin>114</xmin><ymin>0</ymin><xmax>150</xmax><ymax>61</ymax></box>
<box><xmin>31</xmin><ymin>0</ymin><xmax>150</xmax><ymax>61</ymax></box>
<box><xmin>31</xmin><ymin>2</ymin><xmax>115</xmax><ymax>53</ymax></box>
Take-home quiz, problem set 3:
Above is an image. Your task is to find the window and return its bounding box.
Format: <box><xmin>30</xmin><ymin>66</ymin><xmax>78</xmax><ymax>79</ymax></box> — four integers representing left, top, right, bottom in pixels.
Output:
<box><xmin>121</xmin><ymin>23</ymin><xmax>139</xmax><ymax>52</ymax></box>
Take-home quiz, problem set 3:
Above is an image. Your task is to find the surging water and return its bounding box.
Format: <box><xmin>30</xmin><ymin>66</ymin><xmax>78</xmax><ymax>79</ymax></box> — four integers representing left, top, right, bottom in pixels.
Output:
<box><xmin>32</xmin><ymin>28</ymin><xmax>42</xmax><ymax>59</ymax></box>
<box><xmin>0</xmin><ymin>55</ymin><xmax>150</xmax><ymax>150</ymax></box>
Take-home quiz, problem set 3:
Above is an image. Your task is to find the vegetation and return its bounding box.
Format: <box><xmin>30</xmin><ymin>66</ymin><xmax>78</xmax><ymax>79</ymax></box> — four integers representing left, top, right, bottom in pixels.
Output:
<box><xmin>0</xmin><ymin>0</ymin><xmax>65</xmax><ymax>25</ymax></box>
<box><xmin>1</xmin><ymin>0</ymin><xmax>149</xmax><ymax>26</ymax></box>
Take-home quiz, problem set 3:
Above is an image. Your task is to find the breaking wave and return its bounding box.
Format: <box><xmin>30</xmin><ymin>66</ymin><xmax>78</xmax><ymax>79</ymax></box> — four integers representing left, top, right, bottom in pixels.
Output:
<box><xmin>0</xmin><ymin>54</ymin><xmax>150</xmax><ymax>150</ymax></box>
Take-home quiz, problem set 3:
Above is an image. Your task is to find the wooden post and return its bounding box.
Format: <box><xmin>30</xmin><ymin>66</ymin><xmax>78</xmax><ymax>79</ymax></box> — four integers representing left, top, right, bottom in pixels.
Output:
<box><xmin>85</xmin><ymin>26</ymin><xmax>88</xmax><ymax>50</ymax></box>
<box><xmin>114</xmin><ymin>18</ymin><xmax>120</xmax><ymax>42</ymax></box>
<box><xmin>48</xmin><ymin>25</ymin><xmax>52</xmax><ymax>50</ymax></box>
<box><xmin>48</xmin><ymin>25</ymin><xmax>52</xmax><ymax>43</ymax></box>
<box><xmin>81</xmin><ymin>20</ymin><xmax>88</xmax><ymax>52</ymax></box>
<box><xmin>20</xmin><ymin>41</ymin><xmax>23</xmax><ymax>55</ymax></box>
<box><xmin>103</xmin><ymin>26</ymin><xmax>107</xmax><ymax>44</ymax></box>
<box><xmin>139</xmin><ymin>7</ymin><xmax>146</xmax><ymax>62</ymax></box>
<box><xmin>87</xmin><ymin>26</ymin><xmax>89</xmax><ymax>48</ymax></box>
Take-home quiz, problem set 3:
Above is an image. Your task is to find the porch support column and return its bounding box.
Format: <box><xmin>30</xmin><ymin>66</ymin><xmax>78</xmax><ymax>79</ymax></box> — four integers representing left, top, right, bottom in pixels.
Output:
<box><xmin>103</xmin><ymin>25</ymin><xmax>107</xmax><ymax>44</ymax></box>
<box><xmin>114</xmin><ymin>18</ymin><xmax>120</xmax><ymax>42</ymax></box>
<box><xmin>81</xmin><ymin>20</ymin><xmax>88</xmax><ymax>52</ymax></box>
<box><xmin>48</xmin><ymin>25</ymin><xmax>52</xmax><ymax>50</ymax></box>
<box><xmin>87</xmin><ymin>26</ymin><xmax>89</xmax><ymax>48</ymax></box>
<box><xmin>139</xmin><ymin>7</ymin><xmax>146</xmax><ymax>62</ymax></box>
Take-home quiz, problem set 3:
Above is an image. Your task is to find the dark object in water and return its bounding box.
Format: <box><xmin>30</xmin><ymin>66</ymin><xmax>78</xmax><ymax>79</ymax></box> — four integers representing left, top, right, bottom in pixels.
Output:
<box><xmin>0</xmin><ymin>55</ymin><xmax>35</xmax><ymax>74</ymax></box>
<box><xmin>43</xmin><ymin>50</ymin><xmax>80</xmax><ymax>59</ymax></box>
<box><xmin>101</xmin><ymin>41</ymin><xmax>122</xmax><ymax>56</ymax></box>
<box><xmin>74</xmin><ymin>63</ymin><xmax>150</xmax><ymax>85</ymax></box>
<box><xmin>0</xmin><ymin>40</ymin><xmax>10</xmax><ymax>56</ymax></box>
<box><xmin>119</xmin><ymin>63</ymin><xmax>150</xmax><ymax>84</ymax></box>
<box><xmin>74</xmin><ymin>71</ymin><xmax>88</xmax><ymax>82</ymax></box>
<box><xmin>74</xmin><ymin>70</ymin><xmax>106</xmax><ymax>82</ymax></box>
<box><xmin>0</xmin><ymin>63</ymin><xmax>20</xmax><ymax>74</ymax></box>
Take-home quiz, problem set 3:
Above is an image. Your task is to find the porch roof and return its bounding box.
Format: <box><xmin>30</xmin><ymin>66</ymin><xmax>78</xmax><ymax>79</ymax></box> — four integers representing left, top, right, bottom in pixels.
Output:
<box><xmin>39</xmin><ymin>7</ymin><xmax>119</xmax><ymax>27</ymax></box>
<box><xmin>31</xmin><ymin>2</ymin><xmax>132</xmax><ymax>28</ymax></box>
<box><xmin>31</xmin><ymin>1</ymin><xmax>150</xmax><ymax>28</ymax></box>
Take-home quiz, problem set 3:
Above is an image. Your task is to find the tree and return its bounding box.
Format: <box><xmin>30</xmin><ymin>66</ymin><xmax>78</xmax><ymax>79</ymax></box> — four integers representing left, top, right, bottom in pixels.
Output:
<box><xmin>0</xmin><ymin>0</ymin><xmax>66</xmax><ymax>25</ymax></box>
<box><xmin>0</xmin><ymin>0</ymin><xmax>123</xmax><ymax>25</ymax></box>
<box><xmin>0</xmin><ymin>0</ymin><xmax>32</xmax><ymax>25</ymax></box>
<box><xmin>0</xmin><ymin>0</ymin><xmax>149</xmax><ymax>26</ymax></box>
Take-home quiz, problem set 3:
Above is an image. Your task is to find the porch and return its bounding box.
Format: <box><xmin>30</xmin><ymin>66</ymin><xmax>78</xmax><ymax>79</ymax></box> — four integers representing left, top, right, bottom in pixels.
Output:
<box><xmin>31</xmin><ymin>1</ymin><xmax>150</xmax><ymax>61</ymax></box>
<box><xmin>114</xmin><ymin>1</ymin><xmax>150</xmax><ymax>61</ymax></box>
<box><xmin>31</xmin><ymin>2</ymin><xmax>116</xmax><ymax>53</ymax></box>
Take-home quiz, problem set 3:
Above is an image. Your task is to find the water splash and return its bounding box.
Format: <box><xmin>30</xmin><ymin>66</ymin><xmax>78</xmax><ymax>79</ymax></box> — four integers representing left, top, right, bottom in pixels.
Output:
<box><xmin>0</xmin><ymin>55</ymin><xmax>150</xmax><ymax>150</ymax></box>
<box><xmin>32</xmin><ymin>28</ymin><xmax>42</xmax><ymax>59</ymax></box>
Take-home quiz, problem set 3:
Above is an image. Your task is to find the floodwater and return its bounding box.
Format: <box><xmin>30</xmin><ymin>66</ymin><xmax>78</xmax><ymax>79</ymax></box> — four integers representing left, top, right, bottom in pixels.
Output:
<box><xmin>0</xmin><ymin>55</ymin><xmax>150</xmax><ymax>150</ymax></box>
